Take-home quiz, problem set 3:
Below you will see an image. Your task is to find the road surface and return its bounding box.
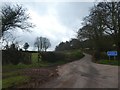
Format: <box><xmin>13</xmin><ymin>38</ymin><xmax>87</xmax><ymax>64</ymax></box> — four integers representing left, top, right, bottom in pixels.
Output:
<box><xmin>40</xmin><ymin>54</ymin><xmax>118</xmax><ymax>88</ymax></box>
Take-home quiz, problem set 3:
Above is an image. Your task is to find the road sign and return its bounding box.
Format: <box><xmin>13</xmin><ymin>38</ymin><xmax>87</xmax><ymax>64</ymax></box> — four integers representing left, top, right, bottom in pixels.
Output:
<box><xmin>107</xmin><ymin>51</ymin><xmax>117</xmax><ymax>56</ymax></box>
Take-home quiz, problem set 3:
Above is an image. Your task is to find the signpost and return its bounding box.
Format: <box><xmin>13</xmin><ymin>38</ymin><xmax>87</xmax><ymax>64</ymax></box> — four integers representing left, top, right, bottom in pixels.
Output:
<box><xmin>107</xmin><ymin>51</ymin><xmax>117</xmax><ymax>60</ymax></box>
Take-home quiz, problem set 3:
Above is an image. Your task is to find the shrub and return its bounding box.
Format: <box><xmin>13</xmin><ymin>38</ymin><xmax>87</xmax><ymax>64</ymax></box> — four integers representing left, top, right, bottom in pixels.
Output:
<box><xmin>99</xmin><ymin>52</ymin><xmax>108</xmax><ymax>59</ymax></box>
<box><xmin>2</xmin><ymin>50</ymin><xmax>22</xmax><ymax>65</ymax></box>
<box><xmin>40</xmin><ymin>52</ymin><xmax>65</xmax><ymax>63</ymax></box>
<box><xmin>93</xmin><ymin>51</ymin><xmax>111</xmax><ymax>61</ymax></box>
<box><xmin>2</xmin><ymin>50</ymin><xmax>32</xmax><ymax>65</ymax></box>
<box><xmin>21</xmin><ymin>52</ymin><xmax>32</xmax><ymax>64</ymax></box>
<box><xmin>38</xmin><ymin>50</ymin><xmax>84</xmax><ymax>63</ymax></box>
<box><xmin>64</xmin><ymin>50</ymin><xmax>84</xmax><ymax>61</ymax></box>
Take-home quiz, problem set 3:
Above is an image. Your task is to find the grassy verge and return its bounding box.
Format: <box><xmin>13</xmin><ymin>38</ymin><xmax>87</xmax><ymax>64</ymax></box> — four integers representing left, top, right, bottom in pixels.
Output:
<box><xmin>62</xmin><ymin>50</ymin><xmax>85</xmax><ymax>62</ymax></box>
<box><xmin>3</xmin><ymin>50</ymin><xmax>84</xmax><ymax>72</ymax></box>
<box><xmin>2</xmin><ymin>76</ymin><xmax>30</xmax><ymax>88</ymax></box>
<box><xmin>97</xmin><ymin>60</ymin><xmax>120</xmax><ymax>66</ymax></box>
<box><xmin>2</xmin><ymin>50</ymin><xmax>84</xmax><ymax>88</ymax></box>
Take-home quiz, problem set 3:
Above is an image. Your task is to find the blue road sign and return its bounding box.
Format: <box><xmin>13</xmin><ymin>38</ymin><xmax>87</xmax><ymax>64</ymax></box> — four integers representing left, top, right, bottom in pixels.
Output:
<box><xmin>107</xmin><ymin>51</ymin><xmax>117</xmax><ymax>56</ymax></box>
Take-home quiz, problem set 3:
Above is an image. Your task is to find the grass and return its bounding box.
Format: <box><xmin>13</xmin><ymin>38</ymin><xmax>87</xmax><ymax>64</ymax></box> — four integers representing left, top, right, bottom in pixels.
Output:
<box><xmin>97</xmin><ymin>60</ymin><xmax>120</xmax><ymax>66</ymax></box>
<box><xmin>2</xmin><ymin>52</ymin><xmax>52</xmax><ymax>88</ymax></box>
<box><xmin>3</xmin><ymin>62</ymin><xmax>52</xmax><ymax>72</ymax></box>
<box><xmin>3</xmin><ymin>52</ymin><xmax>52</xmax><ymax>72</ymax></box>
<box><xmin>3</xmin><ymin>51</ymin><xmax>84</xmax><ymax>70</ymax></box>
<box><xmin>2</xmin><ymin>71</ymin><xmax>20</xmax><ymax>79</ymax></box>
<box><xmin>2</xmin><ymin>76</ymin><xmax>30</xmax><ymax>88</ymax></box>
<box><xmin>31</xmin><ymin>53</ymin><xmax>39</xmax><ymax>63</ymax></box>
<box><xmin>2</xmin><ymin>52</ymin><xmax>64</xmax><ymax>88</ymax></box>
<box><xmin>2</xmin><ymin>50</ymin><xmax>84</xmax><ymax>88</ymax></box>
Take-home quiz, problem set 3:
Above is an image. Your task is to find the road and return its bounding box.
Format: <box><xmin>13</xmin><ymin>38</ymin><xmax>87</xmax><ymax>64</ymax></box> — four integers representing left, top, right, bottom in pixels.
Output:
<box><xmin>40</xmin><ymin>54</ymin><xmax>118</xmax><ymax>88</ymax></box>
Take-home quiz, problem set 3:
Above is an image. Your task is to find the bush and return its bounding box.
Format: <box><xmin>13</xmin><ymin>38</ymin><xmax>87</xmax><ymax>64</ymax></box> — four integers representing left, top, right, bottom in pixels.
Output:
<box><xmin>40</xmin><ymin>52</ymin><xmax>65</xmax><ymax>63</ymax></box>
<box><xmin>99</xmin><ymin>52</ymin><xmax>108</xmax><ymax>59</ymax></box>
<box><xmin>2</xmin><ymin>50</ymin><xmax>32</xmax><ymax>65</ymax></box>
<box><xmin>2</xmin><ymin>50</ymin><xmax>22</xmax><ymax>65</ymax></box>
<box><xmin>65</xmin><ymin>50</ymin><xmax>84</xmax><ymax>61</ymax></box>
<box><xmin>21</xmin><ymin>52</ymin><xmax>32</xmax><ymax>64</ymax></box>
<box><xmin>40</xmin><ymin>50</ymin><xmax>84</xmax><ymax>63</ymax></box>
<box><xmin>93</xmin><ymin>51</ymin><xmax>110</xmax><ymax>61</ymax></box>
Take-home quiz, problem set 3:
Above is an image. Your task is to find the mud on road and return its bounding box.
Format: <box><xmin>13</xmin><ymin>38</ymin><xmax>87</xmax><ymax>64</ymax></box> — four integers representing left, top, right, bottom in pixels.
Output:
<box><xmin>39</xmin><ymin>54</ymin><xmax>118</xmax><ymax>88</ymax></box>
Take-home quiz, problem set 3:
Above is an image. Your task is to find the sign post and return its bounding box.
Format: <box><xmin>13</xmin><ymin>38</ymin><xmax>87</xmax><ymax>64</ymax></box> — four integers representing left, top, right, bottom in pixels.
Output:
<box><xmin>114</xmin><ymin>56</ymin><xmax>116</xmax><ymax>60</ymax></box>
<box><xmin>107</xmin><ymin>51</ymin><xmax>117</xmax><ymax>60</ymax></box>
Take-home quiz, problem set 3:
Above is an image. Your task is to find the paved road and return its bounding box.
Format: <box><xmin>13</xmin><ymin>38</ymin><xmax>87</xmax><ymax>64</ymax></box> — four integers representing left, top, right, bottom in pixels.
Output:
<box><xmin>40</xmin><ymin>54</ymin><xmax>118</xmax><ymax>88</ymax></box>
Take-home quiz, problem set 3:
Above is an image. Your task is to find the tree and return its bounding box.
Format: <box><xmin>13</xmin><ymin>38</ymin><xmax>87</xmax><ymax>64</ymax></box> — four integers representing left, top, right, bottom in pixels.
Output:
<box><xmin>34</xmin><ymin>37</ymin><xmax>42</xmax><ymax>52</ymax></box>
<box><xmin>34</xmin><ymin>36</ymin><xmax>51</xmax><ymax>62</ymax></box>
<box><xmin>69</xmin><ymin>39</ymin><xmax>81</xmax><ymax>49</ymax></box>
<box><xmin>78</xmin><ymin>2</ymin><xmax>120</xmax><ymax>48</ymax></box>
<box><xmin>77</xmin><ymin>1</ymin><xmax>120</xmax><ymax>59</ymax></box>
<box><xmin>55</xmin><ymin>39</ymin><xmax>81</xmax><ymax>51</ymax></box>
<box><xmin>34</xmin><ymin>37</ymin><xmax>51</xmax><ymax>52</ymax></box>
<box><xmin>1</xmin><ymin>4</ymin><xmax>34</xmax><ymax>37</ymax></box>
<box><xmin>96</xmin><ymin>2</ymin><xmax>120</xmax><ymax>58</ymax></box>
<box><xmin>55</xmin><ymin>42</ymin><xmax>66</xmax><ymax>51</ymax></box>
<box><xmin>77</xmin><ymin>4</ymin><xmax>106</xmax><ymax>52</ymax></box>
<box><xmin>23</xmin><ymin>42</ymin><xmax>29</xmax><ymax>51</ymax></box>
<box><xmin>42</xmin><ymin>37</ymin><xmax>51</xmax><ymax>52</ymax></box>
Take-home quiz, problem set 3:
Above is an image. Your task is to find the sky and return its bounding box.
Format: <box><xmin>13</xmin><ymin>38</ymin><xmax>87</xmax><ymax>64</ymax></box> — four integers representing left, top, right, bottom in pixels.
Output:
<box><xmin>1</xmin><ymin>1</ymin><xmax>95</xmax><ymax>51</ymax></box>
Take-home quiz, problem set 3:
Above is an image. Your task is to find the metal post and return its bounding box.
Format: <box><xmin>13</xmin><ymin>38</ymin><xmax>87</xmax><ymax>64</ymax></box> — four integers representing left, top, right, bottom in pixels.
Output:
<box><xmin>114</xmin><ymin>56</ymin><xmax>116</xmax><ymax>60</ymax></box>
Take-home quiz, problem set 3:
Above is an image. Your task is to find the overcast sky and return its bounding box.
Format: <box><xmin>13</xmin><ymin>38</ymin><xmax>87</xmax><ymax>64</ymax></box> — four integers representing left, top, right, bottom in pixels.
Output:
<box><xmin>1</xmin><ymin>1</ymin><xmax>95</xmax><ymax>51</ymax></box>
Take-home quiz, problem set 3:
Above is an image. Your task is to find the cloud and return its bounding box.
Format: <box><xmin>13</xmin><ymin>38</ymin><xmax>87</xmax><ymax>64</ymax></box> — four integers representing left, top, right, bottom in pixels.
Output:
<box><xmin>10</xmin><ymin>4</ymin><xmax>76</xmax><ymax>51</ymax></box>
<box><xmin>1</xmin><ymin>2</ymin><xmax>94</xmax><ymax>51</ymax></box>
<box><xmin>1</xmin><ymin>0</ymin><xmax>111</xmax><ymax>2</ymax></box>
<box><xmin>55</xmin><ymin>2</ymin><xmax>94</xmax><ymax>30</ymax></box>
<box><xmin>28</xmin><ymin>7</ymin><xmax>76</xmax><ymax>50</ymax></box>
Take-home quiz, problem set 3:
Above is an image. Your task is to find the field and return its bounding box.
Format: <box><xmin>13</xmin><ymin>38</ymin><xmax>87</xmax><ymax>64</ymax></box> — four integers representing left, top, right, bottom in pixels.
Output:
<box><xmin>2</xmin><ymin>50</ymin><xmax>84</xmax><ymax>88</ymax></box>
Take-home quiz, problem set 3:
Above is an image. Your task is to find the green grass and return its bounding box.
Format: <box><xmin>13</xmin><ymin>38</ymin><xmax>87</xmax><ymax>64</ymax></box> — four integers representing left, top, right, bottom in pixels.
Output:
<box><xmin>31</xmin><ymin>53</ymin><xmax>39</xmax><ymax>63</ymax></box>
<box><xmin>3</xmin><ymin>52</ymin><xmax>53</xmax><ymax>72</ymax></box>
<box><xmin>3</xmin><ymin>62</ymin><xmax>52</xmax><ymax>72</ymax></box>
<box><xmin>98</xmin><ymin>60</ymin><xmax>120</xmax><ymax>66</ymax></box>
<box><xmin>2</xmin><ymin>71</ymin><xmax>20</xmax><ymax>79</ymax></box>
<box><xmin>2</xmin><ymin>51</ymin><xmax>84</xmax><ymax>88</ymax></box>
<box><xmin>3</xmin><ymin>51</ymin><xmax>84</xmax><ymax>71</ymax></box>
<box><xmin>2</xmin><ymin>76</ymin><xmax>30</xmax><ymax>88</ymax></box>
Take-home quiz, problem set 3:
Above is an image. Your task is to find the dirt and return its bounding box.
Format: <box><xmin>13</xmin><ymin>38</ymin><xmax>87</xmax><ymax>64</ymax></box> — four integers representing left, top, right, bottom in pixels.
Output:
<box><xmin>17</xmin><ymin>53</ymin><xmax>118</xmax><ymax>88</ymax></box>
<box><xmin>39</xmin><ymin>54</ymin><xmax>118</xmax><ymax>88</ymax></box>
<box><xmin>18</xmin><ymin>66</ymin><xmax>58</xmax><ymax>88</ymax></box>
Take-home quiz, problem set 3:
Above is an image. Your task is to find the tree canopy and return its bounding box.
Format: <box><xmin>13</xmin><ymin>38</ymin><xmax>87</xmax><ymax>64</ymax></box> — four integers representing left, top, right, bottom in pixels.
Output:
<box><xmin>1</xmin><ymin>4</ymin><xmax>34</xmax><ymax>37</ymax></box>
<box><xmin>23</xmin><ymin>42</ymin><xmax>29</xmax><ymax>51</ymax></box>
<box><xmin>34</xmin><ymin>37</ymin><xmax>51</xmax><ymax>52</ymax></box>
<box><xmin>55</xmin><ymin>39</ymin><xmax>81</xmax><ymax>51</ymax></box>
<box><xmin>77</xmin><ymin>2</ymin><xmax>120</xmax><ymax>52</ymax></box>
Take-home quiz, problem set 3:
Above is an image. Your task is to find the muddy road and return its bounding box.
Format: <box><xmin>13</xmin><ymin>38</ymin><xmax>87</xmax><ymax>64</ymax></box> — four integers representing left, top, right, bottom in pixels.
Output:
<box><xmin>40</xmin><ymin>54</ymin><xmax>118</xmax><ymax>88</ymax></box>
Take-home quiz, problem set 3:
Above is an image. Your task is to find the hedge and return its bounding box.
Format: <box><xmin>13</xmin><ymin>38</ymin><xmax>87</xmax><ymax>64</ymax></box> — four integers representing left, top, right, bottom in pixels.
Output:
<box><xmin>2</xmin><ymin>50</ymin><xmax>32</xmax><ymax>65</ymax></box>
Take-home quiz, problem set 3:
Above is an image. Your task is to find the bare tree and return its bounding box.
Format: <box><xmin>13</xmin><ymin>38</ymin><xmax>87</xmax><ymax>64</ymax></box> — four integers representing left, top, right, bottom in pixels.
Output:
<box><xmin>34</xmin><ymin>37</ymin><xmax>51</xmax><ymax>52</ymax></box>
<box><xmin>43</xmin><ymin>37</ymin><xmax>51</xmax><ymax>52</ymax></box>
<box><xmin>34</xmin><ymin>37</ymin><xmax>40</xmax><ymax>52</ymax></box>
<box><xmin>34</xmin><ymin>37</ymin><xmax>42</xmax><ymax>62</ymax></box>
<box><xmin>34</xmin><ymin>36</ymin><xmax>51</xmax><ymax>62</ymax></box>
